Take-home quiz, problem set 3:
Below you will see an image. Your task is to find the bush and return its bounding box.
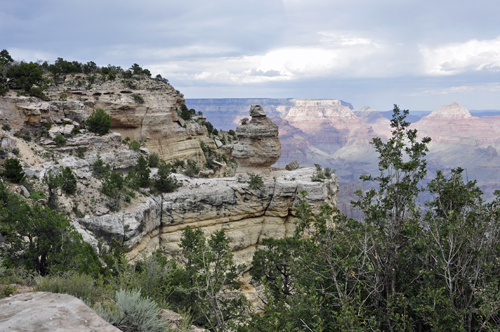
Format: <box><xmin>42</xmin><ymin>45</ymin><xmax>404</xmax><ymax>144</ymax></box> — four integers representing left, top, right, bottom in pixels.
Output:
<box><xmin>131</xmin><ymin>94</ymin><xmax>144</xmax><ymax>104</ymax></box>
<box><xmin>129</xmin><ymin>140</ymin><xmax>141</xmax><ymax>151</ymax></box>
<box><xmin>153</xmin><ymin>163</ymin><xmax>179</xmax><ymax>193</ymax></box>
<box><xmin>92</xmin><ymin>154</ymin><xmax>110</xmax><ymax>179</ymax></box>
<box><xmin>228</xmin><ymin>129</ymin><xmax>236</xmax><ymax>137</ymax></box>
<box><xmin>173</xmin><ymin>159</ymin><xmax>185</xmax><ymax>169</ymax></box>
<box><xmin>240</xmin><ymin>118</ymin><xmax>249</xmax><ymax>125</ymax></box>
<box><xmin>95</xmin><ymin>289</ymin><xmax>169</xmax><ymax>332</ymax></box>
<box><xmin>54</xmin><ymin>133</ymin><xmax>66</xmax><ymax>147</ymax></box>
<box><xmin>0</xmin><ymin>149</ymin><xmax>7</xmax><ymax>159</ymax></box>
<box><xmin>247</xmin><ymin>173</ymin><xmax>263</xmax><ymax>190</ymax></box>
<box><xmin>11</xmin><ymin>147</ymin><xmax>20</xmax><ymax>156</ymax></box>
<box><xmin>85</xmin><ymin>108</ymin><xmax>112</xmax><ymax>136</ymax></box>
<box><xmin>203</xmin><ymin>121</ymin><xmax>214</xmax><ymax>134</ymax></box>
<box><xmin>30</xmin><ymin>190</ymin><xmax>45</xmax><ymax>200</ymax></box>
<box><xmin>21</xmin><ymin>132</ymin><xmax>31</xmax><ymax>142</ymax></box>
<box><xmin>60</xmin><ymin>167</ymin><xmax>77</xmax><ymax>195</ymax></box>
<box><xmin>2</xmin><ymin>124</ymin><xmax>11</xmax><ymax>131</ymax></box>
<box><xmin>35</xmin><ymin>272</ymin><xmax>98</xmax><ymax>304</ymax></box>
<box><xmin>3</xmin><ymin>158</ymin><xmax>25</xmax><ymax>182</ymax></box>
<box><xmin>184</xmin><ymin>159</ymin><xmax>200</xmax><ymax>177</ymax></box>
<box><xmin>148</xmin><ymin>152</ymin><xmax>160</xmax><ymax>168</ymax></box>
<box><xmin>180</xmin><ymin>109</ymin><xmax>191</xmax><ymax>121</ymax></box>
<box><xmin>311</xmin><ymin>164</ymin><xmax>333</xmax><ymax>182</ymax></box>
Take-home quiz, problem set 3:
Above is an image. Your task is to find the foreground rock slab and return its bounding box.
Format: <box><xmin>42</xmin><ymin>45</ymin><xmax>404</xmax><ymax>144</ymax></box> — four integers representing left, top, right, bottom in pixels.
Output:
<box><xmin>0</xmin><ymin>292</ymin><xmax>119</xmax><ymax>332</ymax></box>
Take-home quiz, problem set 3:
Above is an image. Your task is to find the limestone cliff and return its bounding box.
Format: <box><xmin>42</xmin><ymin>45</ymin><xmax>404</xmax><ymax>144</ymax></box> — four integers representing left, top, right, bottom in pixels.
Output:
<box><xmin>74</xmin><ymin>168</ymin><xmax>338</xmax><ymax>266</ymax></box>
<box><xmin>0</xmin><ymin>74</ymin><xmax>215</xmax><ymax>164</ymax></box>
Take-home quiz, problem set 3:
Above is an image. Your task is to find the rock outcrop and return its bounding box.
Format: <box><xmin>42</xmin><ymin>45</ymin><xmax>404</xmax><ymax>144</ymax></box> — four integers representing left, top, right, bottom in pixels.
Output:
<box><xmin>74</xmin><ymin>168</ymin><xmax>338</xmax><ymax>266</ymax></box>
<box><xmin>0</xmin><ymin>75</ymin><xmax>216</xmax><ymax>164</ymax></box>
<box><xmin>232</xmin><ymin>105</ymin><xmax>281</xmax><ymax>173</ymax></box>
<box><xmin>0</xmin><ymin>292</ymin><xmax>119</xmax><ymax>332</ymax></box>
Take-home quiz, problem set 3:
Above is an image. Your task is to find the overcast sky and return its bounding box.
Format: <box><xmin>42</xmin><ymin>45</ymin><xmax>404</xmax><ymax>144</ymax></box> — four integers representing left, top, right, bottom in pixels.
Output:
<box><xmin>2</xmin><ymin>0</ymin><xmax>500</xmax><ymax>111</ymax></box>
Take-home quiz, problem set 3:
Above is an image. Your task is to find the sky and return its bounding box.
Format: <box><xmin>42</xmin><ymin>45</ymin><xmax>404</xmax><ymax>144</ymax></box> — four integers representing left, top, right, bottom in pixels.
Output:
<box><xmin>1</xmin><ymin>0</ymin><xmax>500</xmax><ymax>111</ymax></box>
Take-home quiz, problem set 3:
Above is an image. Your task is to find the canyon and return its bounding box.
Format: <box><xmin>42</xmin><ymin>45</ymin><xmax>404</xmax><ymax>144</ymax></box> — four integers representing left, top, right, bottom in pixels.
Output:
<box><xmin>0</xmin><ymin>77</ymin><xmax>338</xmax><ymax>268</ymax></box>
<box><xmin>188</xmin><ymin>98</ymin><xmax>500</xmax><ymax>216</ymax></box>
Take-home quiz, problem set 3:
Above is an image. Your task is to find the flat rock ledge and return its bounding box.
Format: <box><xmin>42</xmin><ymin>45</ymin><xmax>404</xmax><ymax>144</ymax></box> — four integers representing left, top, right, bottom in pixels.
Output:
<box><xmin>0</xmin><ymin>292</ymin><xmax>119</xmax><ymax>332</ymax></box>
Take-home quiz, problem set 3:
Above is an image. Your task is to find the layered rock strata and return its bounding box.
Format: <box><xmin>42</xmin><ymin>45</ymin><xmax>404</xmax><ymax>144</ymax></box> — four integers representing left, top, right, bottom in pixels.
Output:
<box><xmin>232</xmin><ymin>105</ymin><xmax>281</xmax><ymax>174</ymax></box>
<box><xmin>0</xmin><ymin>75</ymin><xmax>216</xmax><ymax>164</ymax></box>
<box><xmin>74</xmin><ymin>167</ymin><xmax>338</xmax><ymax>266</ymax></box>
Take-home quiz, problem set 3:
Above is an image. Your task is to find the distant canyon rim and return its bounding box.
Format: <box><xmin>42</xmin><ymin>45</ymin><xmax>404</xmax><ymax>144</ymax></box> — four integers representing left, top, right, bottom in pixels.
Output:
<box><xmin>187</xmin><ymin>99</ymin><xmax>500</xmax><ymax>217</ymax></box>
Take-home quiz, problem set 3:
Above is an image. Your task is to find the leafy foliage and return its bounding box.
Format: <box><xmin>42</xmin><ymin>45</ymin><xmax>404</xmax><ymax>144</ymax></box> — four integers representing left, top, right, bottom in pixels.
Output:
<box><xmin>180</xmin><ymin>104</ymin><xmax>191</xmax><ymax>120</ymax></box>
<box><xmin>95</xmin><ymin>289</ymin><xmax>169</xmax><ymax>332</ymax></box>
<box><xmin>85</xmin><ymin>108</ymin><xmax>112</xmax><ymax>136</ymax></box>
<box><xmin>92</xmin><ymin>154</ymin><xmax>111</xmax><ymax>179</ymax></box>
<box><xmin>0</xmin><ymin>183</ymin><xmax>102</xmax><ymax>276</ymax></box>
<box><xmin>242</xmin><ymin>105</ymin><xmax>500</xmax><ymax>332</ymax></box>
<box><xmin>2</xmin><ymin>158</ymin><xmax>25</xmax><ymax>183</ymax></box>
<box><xmin>6</xmin><ymin>61</ymin><xmax>49</xmax><ymax>98</ymax></box>
<box><xmin>247</xmin><ymin>173</ymin><xmax>263</xmax><ymax>190</ymax></box>
<box><xmin>54</xmin><ymin>133</ymin><xmax>67</xmax><ymax>147</ymax></box>
<box><xmin>153</xmin><ymin>162</ymin><xmax>179</xmax><ymax>193</ymax></box>
<box><xmin>171</xmin><ymin>227</ymin><xmax>248</xmax><ymax>330</ymax></box>
<box><xmin>148</xmin><ymin>152</ymin><xmax>160</xmax><ymax>168</ymax></box>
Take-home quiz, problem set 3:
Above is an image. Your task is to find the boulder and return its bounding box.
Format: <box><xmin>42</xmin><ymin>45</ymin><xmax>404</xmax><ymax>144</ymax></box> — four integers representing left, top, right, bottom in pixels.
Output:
<box><xmin>249</xmin><ymin>104</ymin><xmax>266</xmax><ymax>117</ymax></box>
<box><xmin>18</xmin><ymin>185</ymin><xmax>30</xmax><ymax>198</ymax></box>
<box><xmin>0</xmin><ymin>137</ymin><xmax>16</xmax><ymax>150</ymax></box>
<box><xmin>285</xmin><ymin>160</ymin><xmax>300</xmax><ymax>171</ymax></box>
<box><xmin>232</xmin><ymin>105</ymin><xmax>281</xmax><ymax>170</ymax></box>
<box><xmin>0</xmin><ymin>292</ymin><xmax>120</xmax><ymax>332</ymax></box>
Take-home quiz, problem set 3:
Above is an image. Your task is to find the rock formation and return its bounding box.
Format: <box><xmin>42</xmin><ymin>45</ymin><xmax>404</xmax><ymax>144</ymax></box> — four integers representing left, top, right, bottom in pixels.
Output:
<box><xmin>75</xmin><ymin>168</ymin><xmax>338</xmax><ymax>266</ymax></box>
<box><xmin>232</xmin><ymin>105</ymin><xmax>281</xmax><ymax>173</ymax></box>
<box><xmin>0</xmin><ymin>292</ymin><xmax>119</xmax><ymax>331</ymax></box>
<box><xmin>0</xmin><ymin>75</ymin><xmax>216</xmax><ymax>164</ymax></box>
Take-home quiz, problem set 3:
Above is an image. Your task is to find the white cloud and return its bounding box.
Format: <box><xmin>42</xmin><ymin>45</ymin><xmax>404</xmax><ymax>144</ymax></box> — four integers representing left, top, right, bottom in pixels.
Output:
<box><xmin>410</xmin><ymin>83</ymin><xmax>500</xmax><ymax>96</ymax></box>
<box><xmin>420</xmin><ymin>36</ymin><xmax>500</xmax><ymax>76</ymax></box>
<box><xmin>148</xmin><ymin>32</ymin><xmax>413</xmax><ymax>86</ymax></box>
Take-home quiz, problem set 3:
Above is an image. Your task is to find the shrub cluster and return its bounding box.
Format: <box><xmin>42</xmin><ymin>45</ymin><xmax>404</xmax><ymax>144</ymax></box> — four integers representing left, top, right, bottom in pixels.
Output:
<box><xmin>85</xmin><ymin>108</ymin><xmax>112</xmax><ymax>136</ymax></box>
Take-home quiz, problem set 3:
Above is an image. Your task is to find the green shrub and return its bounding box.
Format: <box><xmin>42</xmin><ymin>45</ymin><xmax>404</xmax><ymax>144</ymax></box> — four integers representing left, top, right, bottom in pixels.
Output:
<box><xmin>54</xmin><ymin>133</ymin><xmax>66</xmax><ymax>147</ymax></box>
<box><xmin>95</xmin><ymin>289</ymin><xmax>169</xmax><ymax>332</ymax></box>
<box><xmin>203</xmin><ymin>121</ymin><xmax>214</xmax><ymax>134</ymax></box>
<box><xmin>153</xmin><ymin>163</ymin><xmax>179</xmax><ymax>193</ymax></box>
<box><xmin>180</xmin><ymin>104</ymin><xmax>191</xmax><ymax>120</ymax></box>
<box><xmin>148</xmin><ymin>152</ymin><xmax>160</xmax><ymax>168</ymax></box>
<box><xmin>129</xmin><ymin>140</ymin><xmax>141</xmax><ymax>151</ymax></box>
<box><xmin>228</xmin><ymin>129</ymin><xmax>236</xmax><ymax>137</ymax></box>
<box><xmin>247</xmin><ymin>172</ymin><xmax>263</xmax><ymax>190</ymax></box>
<box><xmin>184</xmin><ymin>159</ymin><xmax>200</xmax><ymax>177</ymax></box>
<box><xmin>61</xmin><ymin>167</ymin><xmax>77</xmax><ymax>195</ymax></box>
<box><xmin>85</xmin><ymin>108</ymin><xmax>112</xmax><ymax>136</ymax></box>
<box><xmin>11</xmin><ymin>147</ymin><xmax>20</xmax><ymax>156</ymax></box>
<box><xmin>311</xmin><ymin>164</ymin><xmax>333</xmax><ymax>182</ymax></box>
<box><xmin>21</xmin><ymin>132</ymin><xmax>31</xmax><ymax>142</ymax></box>
<box><xmin>42</xmin><ymin>122</ymin><xmax>52</xmax><ymax>131</ymax></box>
<box><xmin>0</xmin><ymin>149</ymin><xmax>7</xmax><ymax>159</ymax></box>
<box><xmin>92</xmin><ymin>154</ymin><xmax>110</xmax><ymax>179</ymax></box>
<box><xmin>30</xmin><ymin>190</ymin><xmax>45</xmax><ymax>200</ymax></box>
<box><xmin>3</xmin><ymin>158</ymin><xmax>25</xmax><ymax>182</ymax></box>
<box><xmin>173</xmin><ymin>159</ymin><xmax>185</xmax><ymax>168</ymax></box>
<box><xmin>34</xmin><ymin>272</ymin><xmax>98</xmax><ymax>304</ymax></box>
<box><xmin>131</xmin><ymin>94</ymin><xmax>144</xmax><ymax>104</ymax></box>
<box><xmin>240</xmin><ymin>118</ymin><xmax>249</xmax><ymax>125</ymax></box>
<box><xmin>2</xmin><ymin>124</ymin><xmax>11</xmax><ymax>131</ymax></box>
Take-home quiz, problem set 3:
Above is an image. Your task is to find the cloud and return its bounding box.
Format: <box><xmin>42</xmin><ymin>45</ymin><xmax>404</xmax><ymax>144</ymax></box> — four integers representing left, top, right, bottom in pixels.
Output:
<box><xmin>410</xmin><ymin>83</ymin><xmax>500</xmax><ymax>96</ymax></box>
<box><xmin>420</xmin><ymin>36</ymin><xmax>500</xmax><ymax>76</ymax></box>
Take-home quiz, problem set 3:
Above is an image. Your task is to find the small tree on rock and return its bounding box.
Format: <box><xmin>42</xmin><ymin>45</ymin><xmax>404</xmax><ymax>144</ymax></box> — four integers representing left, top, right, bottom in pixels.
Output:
<box><xmin>86</xmin><ymin>108</ymin><xmax>112</xmax><ymax>136</ymax></box>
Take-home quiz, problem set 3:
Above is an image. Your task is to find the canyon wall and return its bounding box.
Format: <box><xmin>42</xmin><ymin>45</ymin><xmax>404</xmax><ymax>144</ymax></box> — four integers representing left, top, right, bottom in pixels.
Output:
<box><xmin>75</xmin><ymin>168</ymin><xmax>338</xmax><ymax>266</ymax></box>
